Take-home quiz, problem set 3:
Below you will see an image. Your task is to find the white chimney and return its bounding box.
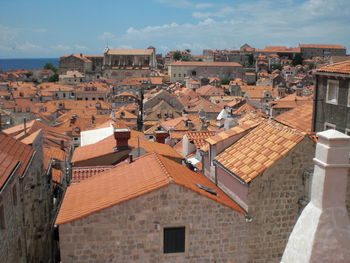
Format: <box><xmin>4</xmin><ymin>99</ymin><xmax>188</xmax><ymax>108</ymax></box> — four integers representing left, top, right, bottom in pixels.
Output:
<box><xmin>281</xmin><ymin>129</ymin><xmax>350</xmax><ymax>263</ymax></box>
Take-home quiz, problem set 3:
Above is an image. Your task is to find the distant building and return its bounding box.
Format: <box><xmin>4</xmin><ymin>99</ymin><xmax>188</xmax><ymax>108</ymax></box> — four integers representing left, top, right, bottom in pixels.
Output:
<box><xmin>312</xmin><ymin>60</ymin><xmax>350</xmax><ymax>134</ymax></box>
<box><xmin>300</xmin><ymin>44</ymin><xmax>346</xmax><ymax>59</ymax></box>
<box><xmin>168</xmin><ymin>61</ymin><xmax>243</xmax><ymax>82</ymax></box>
<box><xmin>103</xmin><ymin>47</ymin><xmax>157</xmax><ymax>81</ymax></box>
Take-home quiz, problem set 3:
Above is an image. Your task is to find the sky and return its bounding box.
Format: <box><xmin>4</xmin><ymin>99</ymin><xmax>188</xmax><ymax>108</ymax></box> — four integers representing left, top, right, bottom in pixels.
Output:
<box><xmin>0</xmin><ymin>0</ymin><xmax>349</xmax><ymax>58</ymax></box>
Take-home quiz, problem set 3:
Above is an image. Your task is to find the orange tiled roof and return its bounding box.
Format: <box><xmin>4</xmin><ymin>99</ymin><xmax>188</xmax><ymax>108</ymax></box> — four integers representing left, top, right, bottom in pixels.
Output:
<box><xmin>0</xmin><ymin>132</ymin><xmax>34</xmax><ymax>188</ymax></box>
<box><xmin>196</xmin><ymin>85</ymin><xmax>224</xmax><ymax>97</ymax></box>
<box><xmin>43</xmin><ymin>146</ymin><xmax>65</xmax><ymax>170</ymax></box>
<box><xmin>169</xmin><ymin>61</ymin><xmax>242</xmax><ymax>67</ymax></box>
<box><xmin>21</xmin><ymin>129</ymin><xmax>42</xmax><ymax>145</ymax></box>
<box><xmin>71</xmin><ymin>166</ymin><xmax>113</xmax><ymax>184</ymax></box>
<box><xmin>206</xmin><ymin>118</ymin><xmax>261</xmax><ymax>146</ymax></box>
<box><xmin>270</xmin><ymin>94</ymin><xmax>313</xmax><ymax>109</ymax></box>
<box><xmin>186</xmin><ymin>131</ymin><xmax>216</xmax><ymax>149</ymax></box>
<box><xmin>215</xmin><ymin>120</ymin><xmax>305</xmax><ymax>183</ymax></box>
<box><xmin>52</xmin><ymin>168</ymin><xmax>63</xmax><ymax>184</ymax></box>
<box><xmin>56</xmin><ymin>152</ymin><xmax>245</xmax><ymax>224</ymax></box>
<box><xmin>275</xmin><ymin>102</ymin><xmax>313</xmax><ymax>132</ymax></box>
<box><xmin>241</xmin><ymin>85</ymin><xmax>278</xmax><ymax>99</ymax></box>
<box><xmin>299</xmin><ymin>44</ymin><xmax>345</xmax><ymax>49</ymax></box>
<box><xmin>315</xmin><ymin>60</ymin><xmax>350</xmax><ymax>75</ymax></box>
<box><xmin>71</xmin><ymin>130</ymin><xmax>182</xmax><ymax>163</ymax></box>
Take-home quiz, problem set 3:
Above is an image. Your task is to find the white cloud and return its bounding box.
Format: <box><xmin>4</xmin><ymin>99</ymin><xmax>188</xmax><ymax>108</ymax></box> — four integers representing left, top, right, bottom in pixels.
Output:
<box><xmin>97</xmin><ymin>0</ymin><xmax>350</xmax><ymax>54</ymax></box>
<box><xmin>98</xmin><ymin>32</ymin><xmax>117</xmax><ymax>41</ymax></box>
<box><xmin>51</xmin><ymin>44</ymin><xmax>72</xmax><ymax>51</ymax></box>
<box><xmin>157</xmin><ymin>0</ymin><xmax>214</xmax><ymax>9</ymax></box>
<box><xmin>16</xmin><ymin>42</ymin><xmax>42</xmax><ymax>51</ymax></box>
<box><xmin>75</xmin><ymin>45</ymin><xmax>89</xmax><ymax>50</ymax></box>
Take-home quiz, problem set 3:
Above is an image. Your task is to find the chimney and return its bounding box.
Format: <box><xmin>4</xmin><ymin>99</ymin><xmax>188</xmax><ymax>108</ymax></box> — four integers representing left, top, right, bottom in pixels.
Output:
<box><xmin>154</xmin><ymin>131</ymin><xmax>169</xmax><ymax>144</ymax></box>
<box><xmin>114</xmin><ymin>128</ymin><xmax>131</xmax><ymax>150</ymax></box>
<box><xmin>281</xmin><ymin>130</ymin><xmax>350</xmax><ymax>263</ymax></box>
<box><xmin>60</xmin><ymin>140</ymin><xmax>65</xmax><ymax>151</ymax></box>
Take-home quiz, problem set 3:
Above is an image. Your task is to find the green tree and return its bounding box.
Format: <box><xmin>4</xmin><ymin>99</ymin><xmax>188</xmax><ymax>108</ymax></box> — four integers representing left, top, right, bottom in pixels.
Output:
<box><xmin>48</xmin><ymin>74</ymin><xmax>59</xmax><ymax>82</ymax></box>
<box><xmin>173</xmin><ymin>51</ymin><xmax>182</xmax><ymax>61</ymax></box>
<box><xmin>271</xmin><ymin>64</ymin><xmax>282</xmax><ymax>71</ymax></box>
<box><xmin>221</xmin><ymin>79</ymin><xmax>231</xmax><ymax>85</ymax></box>
<box><xmin>43</xmin><ymin>63</ymin><xmax>58</xmax><ymax>73</ymax></box>
<box><xmin>185</xmin><ymin>49</ymin><xmax>191</xmax><ymax>53</ymax></box>
<box><xmin>247</xmin><ymin>53</ymin><xmax>255</xmax><ymax>67</ymax></box>
<box><xmin>292</xmin><ymin>54</ymin><xmax>303</xmax><ymax>66</ymax></box>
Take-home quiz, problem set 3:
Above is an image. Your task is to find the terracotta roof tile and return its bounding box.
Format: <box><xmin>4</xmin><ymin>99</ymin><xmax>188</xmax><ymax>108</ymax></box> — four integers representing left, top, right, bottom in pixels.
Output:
<box><xmin>71</xmin><ymin>166</ymin><xmax>113</xmax><ymax>184</ymax></box>
<box><xmin>71</xmin><ymin>130</ymin><xmax>182</xmax><ymax>163</ymax></box>
<box><xmin>0</xmin><ymin>132</ymin><xmax>34</xmax><ymax>188</ymax></box>
<box><xmin>186</xmin><ymin>131</ymin><xmax>216</xmax><ymax>149</ymax></box>
<box><xmin>315</xmin><ymin>60</ymin><xmax>350</xmax><ymax>75</ymax></box>
<box><xmin>215</xmin><ymin>120</ymin><xmax>305</xmax><ymax>183</ymax></box>
<box><xmin>169</xmin><ymin>61</ymin><xmax>242</xmax><ymax>67</ymax></box>
<box><xmin>275</xmin><ymin>102</ymin><xmax>313</xmax><ymax>132</ymax></box>
<box><xmin>299</xmin><ymin>44</ymin><xmax>345</xmax><ymax>49</ymax></box>
<box><xmin>56</xmin><ymin>152</ymin><xmax>245</xmax><ymax>225</ymax></box>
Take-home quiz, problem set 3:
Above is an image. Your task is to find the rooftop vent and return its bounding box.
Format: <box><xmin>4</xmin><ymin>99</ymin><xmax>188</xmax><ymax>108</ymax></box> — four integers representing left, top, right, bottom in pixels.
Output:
<box><xmin>195</xmin><ymin>184</ymin><xmax>217</xmax><ymax>196</ymax></box>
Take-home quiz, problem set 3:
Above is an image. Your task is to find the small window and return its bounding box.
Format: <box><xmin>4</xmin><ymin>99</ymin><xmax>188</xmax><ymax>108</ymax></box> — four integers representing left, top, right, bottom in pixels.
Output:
<box><xmin>0</xmin><ymin>205</ymin><xmax>5</xmax><ymax>229</ymax></box>
<box><xmin>163</xmin><ymin>227</ymin><xmax>185</xmax><ymax>254</ymax></box>
<box><xmin>326</xmin><ymin>79</ymin><xmax>338</xmax><ymax>104</ymax></box>
<box><xmin>12</xmin><ymin>185</ymin><xmax>17</xmax><ymax>206</ymax></box>
<box><xmin>173</xmin><ymin>74</ymin><xmax>176</xmax><ymax>77</ymax></box>
<box><xmin>324</xmin><ymin>122</ymin><xmax>336</xmax><ymax>130</ymax></box>
<box><xmin>17</xmin><ymin>108</ymin><xmax>22</xmax><ymax>112</ymax></box>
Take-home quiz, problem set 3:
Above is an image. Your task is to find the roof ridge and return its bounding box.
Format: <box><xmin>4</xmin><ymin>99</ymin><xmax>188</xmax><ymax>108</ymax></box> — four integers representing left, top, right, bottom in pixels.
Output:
<box><xmin>152</xmin><ymin>153</ymin><xmax>174</xmax><ymax>183</ymax></box>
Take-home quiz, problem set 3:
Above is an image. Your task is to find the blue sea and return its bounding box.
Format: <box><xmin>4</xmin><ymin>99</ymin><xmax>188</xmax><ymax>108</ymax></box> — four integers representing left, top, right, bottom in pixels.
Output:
<box><xmin>0</xmin><ymin>58</ymin><xmax>59</xmax><ymax>71</ymax></box>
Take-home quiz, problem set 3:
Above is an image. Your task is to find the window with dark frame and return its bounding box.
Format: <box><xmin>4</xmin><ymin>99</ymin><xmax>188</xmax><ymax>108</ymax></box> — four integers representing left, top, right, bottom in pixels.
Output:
<box><xmin>163</xmin><ymin>227</ymin><xmax>185</xmax><ymax>254</ymax></box>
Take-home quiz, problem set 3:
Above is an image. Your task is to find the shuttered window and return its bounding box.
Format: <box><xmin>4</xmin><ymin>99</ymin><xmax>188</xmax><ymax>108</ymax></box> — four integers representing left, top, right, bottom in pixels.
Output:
<box><xmin>163</xmin><ymin>227</ymin><xmax>185</xmax><ymax>253</ymax></box>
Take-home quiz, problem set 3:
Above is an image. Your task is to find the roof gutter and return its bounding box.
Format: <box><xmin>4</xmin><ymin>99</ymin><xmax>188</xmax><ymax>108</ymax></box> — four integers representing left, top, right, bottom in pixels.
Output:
<box><xmin>213</xmin><ymin>159</ymin><xmax>248</xmax><ymax>185</ymax></box>
<box><xmin>313</xmin><ymin>71</ymin><xmax>350</xmax><ymax>78</ymax></box>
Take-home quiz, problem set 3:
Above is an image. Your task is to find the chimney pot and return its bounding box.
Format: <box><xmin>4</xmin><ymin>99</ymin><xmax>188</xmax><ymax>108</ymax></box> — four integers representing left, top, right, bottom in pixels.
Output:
<box><xmin>114</xmin><ymin>128</ymin><xmax>131</xmax><ymax>150</ymax></box>
<box><xmin>154</xmin><ymin>131</ymin><xmax>169</xmax><ymax>144</ymax></box>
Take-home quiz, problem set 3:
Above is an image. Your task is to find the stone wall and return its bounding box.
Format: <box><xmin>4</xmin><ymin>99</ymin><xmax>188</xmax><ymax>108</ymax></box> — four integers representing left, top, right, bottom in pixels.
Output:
<box><xmin>0</xmin><ymin>139</ymin><xmax>53</xmax><ymax>262</ymax></box>
<box><xmin>0</xmin><ymin>175</ymin><xmax>25</xmax><ymax>263</ymax></box>
<box><xmin>59</xmin><ymin>183</ymin><xmax>248</xmax><ymax>263</ymax></box>
<box><xmin>245</xmin><ymin>137</ymin><xmax>315</xmax><ymax>262</ymax></box>
<box><xmin>314</xmin><ymin>75</ymin><xmax>350</xmax><ymax>133</ymax></box>
<box><xmin>20</xmin><ymin>144</ymin><xmax>53</xmax><ymax>262</ymax></box>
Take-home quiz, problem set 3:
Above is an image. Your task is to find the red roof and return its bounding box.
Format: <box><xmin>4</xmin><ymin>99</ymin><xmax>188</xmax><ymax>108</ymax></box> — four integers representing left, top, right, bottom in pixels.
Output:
<box><xmin>56</xmin><ymin>152</ymin><xmax>245</xmax><ymax>225</ymax></box>
<box><xmin>0</xmin><ymin>132</ymin><xmax>34</xmax><ymax>188</ymax></box>
<box><xmin>300</xmin><ymin>44</ymin><xmax>345</xmax><ymax>49</ymax></box>
<box><xmin>315</xmin><ymin>60</ymin><xmax>350</xmax><ymax>75</ymax></box>
<box><xmin>169</xmin><ymin>61</ymin><xmax>242</xmax><ymax>67</ymax></box>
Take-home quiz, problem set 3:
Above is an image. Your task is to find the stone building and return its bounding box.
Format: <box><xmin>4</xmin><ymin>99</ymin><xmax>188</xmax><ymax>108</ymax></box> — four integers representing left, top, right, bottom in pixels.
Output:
<box><xmin>299</xmin><ymin>44</ymin><xmax>346</xmax><ymax>59</ymax></box>
<box><xmin>0</xmin><ymin>131</ymin><xmax>52</xmax><ymax>263</ymax></box>
<box><xmin>202</xmin><ymin>119</ymin><xmax>315</xmax><ymax>262</ymax></box>
<box><xmin>58</xmin><ymin>54</ymin><xmax>103</xmax><ymax>80</ymax></box>
<box><xmin>312</xmin><ymin>60</ymin><xmax>350</xmax><ymax>134</ymax></box>
<box><xmin>103</xmin><ymin>47</ymin><xmax>157</xmax><ymax>81</ymax></box>
<box><xmin>282</xmin><ymin>129</ymin><xmax>350</xmax><ymax>263</ymax></box>
<box><xmin>168</xmin><ymin>61</ymin><xmax>243</xmax><ymax>83</ymax></box>
<box><xmin>56</xmin><ymin>152</ymin><xmax>248</xmax><ymax>263</ymax></box>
